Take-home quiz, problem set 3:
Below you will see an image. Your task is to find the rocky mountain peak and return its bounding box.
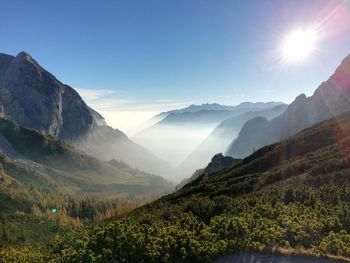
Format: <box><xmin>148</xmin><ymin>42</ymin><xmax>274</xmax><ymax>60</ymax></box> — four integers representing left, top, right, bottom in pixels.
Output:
<box><xmin>16</xmin><ymin>51</ymin><xmax>32</xmax><ymax>60</ymax></box>
<box><xmin>12</xmin><ymin>52</ymin><xmax>38</xmax><ymax>73</ymax></box>
<box><xmin>0</xmin><ymin>51</ymin><xmax>93</xmax><ymax>139</ymax></box>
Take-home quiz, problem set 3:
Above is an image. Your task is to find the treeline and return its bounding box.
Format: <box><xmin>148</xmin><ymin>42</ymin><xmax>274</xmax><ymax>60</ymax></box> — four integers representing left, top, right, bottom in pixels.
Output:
<box><xmin>3</xmin><ymin>183</ymin><xmax>350</xmax><ymax>262</ymax></box>
<box><xmin>0</xmin><ymin>182</ymin><xmax>139</xmax><ymax>248</ymax></box>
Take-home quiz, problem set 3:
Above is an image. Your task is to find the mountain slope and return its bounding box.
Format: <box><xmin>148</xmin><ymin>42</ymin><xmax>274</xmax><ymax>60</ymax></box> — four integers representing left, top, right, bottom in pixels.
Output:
<box><xmin>227</xmin><ymin>53</ymin><xmax>350</xmax><ymax>158</ymax></box>
<box><xmin>175</xmin><ymin>104</ymin><xmax>287</xmax><ymax>178</ymax></box>
<box><xmin>31</xmin><ymin>109</ymin><xmax>350</xmax><ymax>262</ymax></box>
<box><xmin>0</xmin><ymin>52</ymin><xmax>171</xmax><ymax>176</ymax></box>
<box><xmin>0</xmin><ymin>117</ymin><xmax>173</xmax><ymax>198</ymax></box>
<box><xmin>71</xmin><ymin>124</ymin><xmax>173</xmax><ymax>178</ymax></box>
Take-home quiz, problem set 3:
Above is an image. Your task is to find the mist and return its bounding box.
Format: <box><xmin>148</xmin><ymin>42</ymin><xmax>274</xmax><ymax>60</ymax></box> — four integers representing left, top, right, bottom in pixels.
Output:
<box><xmin>133</xmin><ymin>123</ymin><xmax>219</xmax><ymax>168</ymax></box>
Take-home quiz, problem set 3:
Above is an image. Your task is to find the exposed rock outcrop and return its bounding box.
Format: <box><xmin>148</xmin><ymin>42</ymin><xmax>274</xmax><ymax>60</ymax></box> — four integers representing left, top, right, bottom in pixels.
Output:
<box><xmin>227</xmin><ymin>54</ymin><xmax>350</xmax><ymax>158</ymax></box>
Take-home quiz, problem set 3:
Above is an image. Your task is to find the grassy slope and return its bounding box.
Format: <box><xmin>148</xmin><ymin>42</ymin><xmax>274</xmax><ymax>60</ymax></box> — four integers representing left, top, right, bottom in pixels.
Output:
<box><xmin>29</xmin><ymin>111</ymin><xmax>350</xmax><ymax>263</ymax></box>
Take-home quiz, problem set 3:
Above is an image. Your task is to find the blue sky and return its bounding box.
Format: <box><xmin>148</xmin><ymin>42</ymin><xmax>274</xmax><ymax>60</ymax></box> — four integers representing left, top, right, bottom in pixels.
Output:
<box><xmin>1</xmin><ymin>0</ymin><xmax>350</xmax><ymax>132</ymax></box>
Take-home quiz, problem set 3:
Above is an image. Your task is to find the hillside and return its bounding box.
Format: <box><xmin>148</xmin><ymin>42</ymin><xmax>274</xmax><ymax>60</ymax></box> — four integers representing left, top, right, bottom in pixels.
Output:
<box><xmin>0</xmin><ymin>117</ymin><xmax>173</xmax><ymax>198</ymax></box>
<box><xmin>10</xmin><ymin>110</ymin><xmax>350</xmax><ymax>262</ymax></box>
<box><xmin>227</xmin><ymin>53</ymin><xmax>350</xmax><ymax>158</ymax></box>
<box><xmin>71</xmin><ymin>123</ymin><xmax>173</xmax><ymax>178</ymax></box>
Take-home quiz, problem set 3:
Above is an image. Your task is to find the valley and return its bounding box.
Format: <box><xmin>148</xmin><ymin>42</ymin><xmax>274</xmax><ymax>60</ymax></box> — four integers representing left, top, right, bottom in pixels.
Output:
<box><xmin>2</xmin><ymin>50</ymin><xmax>350</xmax><ymax>262</ymax></box>
<box><xmin>1</xmin><ymin>1</ymin><xmax>350</xmax><ymax>262</ymax></box>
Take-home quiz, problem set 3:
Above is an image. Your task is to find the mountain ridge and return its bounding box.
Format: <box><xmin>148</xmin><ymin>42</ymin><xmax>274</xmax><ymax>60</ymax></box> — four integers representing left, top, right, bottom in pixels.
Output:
<box><xmin>227</xmin><ymin>53</ymin><xmax>350</xmax><ymax>158</ymax></box>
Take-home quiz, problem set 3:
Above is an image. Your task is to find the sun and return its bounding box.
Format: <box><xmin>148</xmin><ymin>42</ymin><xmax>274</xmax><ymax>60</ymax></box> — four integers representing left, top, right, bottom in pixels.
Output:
<box><xmin>281</xmin><ymin>28</ymin><xmax>318</xmax><ymax>63</ymax></box>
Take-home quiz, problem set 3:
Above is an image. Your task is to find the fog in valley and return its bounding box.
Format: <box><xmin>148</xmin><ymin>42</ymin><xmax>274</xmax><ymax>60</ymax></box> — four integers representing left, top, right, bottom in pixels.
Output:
<box><xmin>132</xmin><ymin>103</ymin><xmax>287</xmax><ymax>181</ymax></box>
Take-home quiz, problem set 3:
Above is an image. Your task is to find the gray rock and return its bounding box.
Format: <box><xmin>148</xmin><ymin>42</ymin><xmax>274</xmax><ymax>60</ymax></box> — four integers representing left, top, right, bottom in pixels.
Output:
<box><xmin>227</xmin><ymin>53</ymin><xmax>350</xmax><ymax>158</ymax></box>
<box><xmin>0</xmin><ymin>52</ymin><xmax>92</xmax><ymax>139</ymax></box>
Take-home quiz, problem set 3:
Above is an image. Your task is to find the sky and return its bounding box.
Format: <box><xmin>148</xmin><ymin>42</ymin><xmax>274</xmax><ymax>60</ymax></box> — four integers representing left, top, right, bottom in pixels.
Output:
<box><xmin>1</xmin><ymin>0</ymin><xmax>350</xmax><ymax>133</ymax></box>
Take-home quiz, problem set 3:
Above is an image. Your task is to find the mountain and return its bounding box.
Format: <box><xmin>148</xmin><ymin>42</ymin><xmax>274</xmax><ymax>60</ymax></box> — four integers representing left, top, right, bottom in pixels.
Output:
<box><xmin>0</xmin><ymin>52</ymin><xmax>92</xmax><ymax>139</ymax></box>
<box><xmin>204</xmin><ymin>153</ymin><xmax>241</xmax><ymax>175</ymax></box>
<box><xmin>29</xmin><ymin>109</ymin><xmax>350</xmax><ymax>262</ymax></box>
<box><xmin>175</xmin><ymin>104</ymin><xmax>287</xmax><ymax>177</ymax></box>
<box><xmin>157</xmin><ymin>102</ymin><xmax>285</xmax><ymax>117</ymax></box>
<box><xmin>157</xmin><ymin>102</ymin><xmax>284</xmax><ymax>126</ymax></box>
<box><xmin>0</xmin><ymin>116</ymin><xmax>173</xmax><ymax>198</ymax></box>
<box><xmin>227</xmin><ymin>53</ymin><xmax>350</xmax><ymax>158</ymax></box>
<box><xmin>130</xmin><ymin>102</ymin><xmax>282</xmax><ymax>135</ymax></box>
<box><xmin>133</xmin><ymin>102</ymin><xmax>285</xmax><ymax>167</ymax></box>
<box><xmin>176</xmin><ymin>153</ymin><xmax>242</xmax><ymax>190</ymax></box>
<box><xmin>88</xmin><ymin>107</ymin><xmax>108</xmax><ymax>126</ymax></box>
<box><xmin>0</xmin><ymin>52</ymin><xmax>172</xmax><ymax>176</ymax></box>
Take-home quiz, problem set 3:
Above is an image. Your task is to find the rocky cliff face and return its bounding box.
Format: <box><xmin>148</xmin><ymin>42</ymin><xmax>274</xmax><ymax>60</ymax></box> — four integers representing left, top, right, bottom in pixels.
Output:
<box><xmin>0</xmin><ymin>51</ymin><xmax>172</xmax><ymax>176</ymax></box>
<box><xmin>0</xmin><ymin>52</ymin><xmax>92</xmax><ymax>139</ymax></box>
<box><xmin>227</xmin><ymin>54</ymin><xmax>350</xmax><ymax>158</ymax></box>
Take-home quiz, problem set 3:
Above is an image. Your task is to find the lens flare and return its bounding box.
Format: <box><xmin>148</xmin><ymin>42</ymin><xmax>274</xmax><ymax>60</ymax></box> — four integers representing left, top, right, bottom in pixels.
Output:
<box><xmin>281</xmin><ymin>28</ymin><xmax>319</xmax><ymax>63</ymax></box>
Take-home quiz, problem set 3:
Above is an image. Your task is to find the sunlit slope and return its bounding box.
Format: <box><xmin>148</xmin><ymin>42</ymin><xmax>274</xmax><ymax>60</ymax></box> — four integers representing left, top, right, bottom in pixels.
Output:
<box><xmin>49</xmin><ymin>111</ymin><xmax>350</xmax><ymax>262</ymax></box>
<box><xmin>176</xmin><ymin>110</ymin><xmax>350</xmax><ymax>198</ymax></box>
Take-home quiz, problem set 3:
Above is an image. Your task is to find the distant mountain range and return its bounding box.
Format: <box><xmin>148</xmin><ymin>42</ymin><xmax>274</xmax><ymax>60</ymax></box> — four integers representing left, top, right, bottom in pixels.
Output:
<box><xmin>133</xmin><ymin>102</ymin><xmax>286</xmax><ymax>169</ymax></box>
<box><xmin>157</xmin><ymin>101</ymin><xmax>284</xmax><ymax>125</ymax></box>
<box><xmin>156</xmin><ymin>101</ymin><xmax>284</xmax><ymax>117</ymax></box>
<box><xmin>227</xmin><ymin>53</ymin><xmax>350</xmax><ymax>158</ymax></box>
<box><xmin>0</xmin><ymin>52</ymin><xmax>172</xmax><ymax>178</ymax></box>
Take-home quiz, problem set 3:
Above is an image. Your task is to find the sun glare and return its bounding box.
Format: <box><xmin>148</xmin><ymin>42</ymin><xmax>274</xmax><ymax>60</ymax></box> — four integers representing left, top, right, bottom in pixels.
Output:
<box><xmin>281</xmin><ymin>28</ymin><xmax>318</xmax><ymax>63</ymax></box>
